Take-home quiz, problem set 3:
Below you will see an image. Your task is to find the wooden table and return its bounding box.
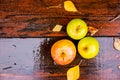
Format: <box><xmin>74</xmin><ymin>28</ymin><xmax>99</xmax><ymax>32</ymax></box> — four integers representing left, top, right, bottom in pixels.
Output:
<box><xmin>0</xmin><ymin>0</ymin><xmax>120</xmax><ymax>80</ymax></box>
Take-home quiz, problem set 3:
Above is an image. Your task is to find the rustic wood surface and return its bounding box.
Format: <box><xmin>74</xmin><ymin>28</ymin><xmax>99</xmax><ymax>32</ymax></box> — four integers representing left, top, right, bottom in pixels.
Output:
<box><xmin>0</xmin><ymin>0</ymin><xmax>120</xmax><ymax>80</ymax></box>
<box><xmin>0</xmin><ymin>0</ymin><xmax>120</xmax><ymax>37</ymax></box>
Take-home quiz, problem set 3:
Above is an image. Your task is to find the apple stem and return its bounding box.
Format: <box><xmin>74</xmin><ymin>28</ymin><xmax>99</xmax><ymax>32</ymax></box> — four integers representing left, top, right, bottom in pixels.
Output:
<box><xmin>78</xmin><ymin>60</ymin><xmax>82</xmax><ymax>66</ymax></box>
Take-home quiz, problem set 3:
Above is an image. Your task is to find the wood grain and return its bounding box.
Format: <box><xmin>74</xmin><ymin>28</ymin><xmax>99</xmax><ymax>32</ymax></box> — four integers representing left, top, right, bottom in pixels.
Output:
<box><xmin>0</xmin><ymin>37</ymin><xmax>120</xmax><ymax>80</ymax></box>
<box><xmin>0</xmin><ymin>0</ymin><xmax>120</xmax><ymax>80</ymax></box>
<box><xmin>0</xmin><ymin>0</ymin><xmax>120</xmax><ymax>37</ymax></box>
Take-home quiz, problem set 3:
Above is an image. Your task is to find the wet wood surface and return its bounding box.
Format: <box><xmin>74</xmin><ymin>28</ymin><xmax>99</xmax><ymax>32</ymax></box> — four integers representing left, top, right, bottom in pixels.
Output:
<box><xmin>0</xmin><ymin>37</ymin><xmax>120</xmax><ymax>80</ymax></box>
<box><xmin>0</xmin><ymin>0</ymin><xmax>120</xmax><ymax>80</ymax></box>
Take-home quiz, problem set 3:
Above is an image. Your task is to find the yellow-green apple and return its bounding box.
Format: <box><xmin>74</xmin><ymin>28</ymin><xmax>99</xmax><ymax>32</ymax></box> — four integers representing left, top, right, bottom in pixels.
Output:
<box><xmin>66</xmin><ymin>19</ymin><xmax>88</xmax><ymax>40</ymax></box>
<box><xmin>78</xmin><ymin>37</ymin><xmax>99</xmax><ymax>59</ymax></box>
<box><xmin>51</xmin><ymin>39</ymin><xmax>76</xmax><ymax>65</ymax></box>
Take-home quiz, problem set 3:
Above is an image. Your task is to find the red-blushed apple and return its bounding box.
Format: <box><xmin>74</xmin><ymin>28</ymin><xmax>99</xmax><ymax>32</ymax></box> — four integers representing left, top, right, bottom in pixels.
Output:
<box><xmin>78</xmin><ymin>37</ymin><xmax>99</xmax><ymax>59</ymax></box>
<box><xmin>51</xmin><ymin>39</ymin><xmax>76</xmax><ymax>65</ymax></box>
<box><xmin>67</xmin><ymin>19</ymin><xmax>88</xmax><ymax>40</ymax></box>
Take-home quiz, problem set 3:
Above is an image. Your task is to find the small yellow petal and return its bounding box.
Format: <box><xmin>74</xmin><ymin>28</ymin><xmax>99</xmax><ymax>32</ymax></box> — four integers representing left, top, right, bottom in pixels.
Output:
<box><xmin>52</xmin><ymin>24</ymin><xmax>63</xmax><ymax>32</ymax></box>
<box><xmin>64</xmin><ymin>0</ymin><xmax>78</xmax><ymax>12</ymax></box>
<box><xmin>67</xmin><ymin>65</ymin><xmax>80</xmax><ymax>80</ymax></box>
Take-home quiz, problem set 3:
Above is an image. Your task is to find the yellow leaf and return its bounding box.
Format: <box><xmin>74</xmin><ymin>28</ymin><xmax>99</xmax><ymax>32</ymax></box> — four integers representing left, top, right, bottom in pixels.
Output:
<box><xmin>64</xmin><ymin>0</ymin><xmax>78</xmax><ymax>12</ymax></box>
<box><xmin>67</xmin><ymin>65</ymin><xmax>80</xmax><ymax>80</ymax></box>
<box><xmin>52</xmin><ymin>24</ymin><xmax>63</xmax><ymax>32</ymax></box>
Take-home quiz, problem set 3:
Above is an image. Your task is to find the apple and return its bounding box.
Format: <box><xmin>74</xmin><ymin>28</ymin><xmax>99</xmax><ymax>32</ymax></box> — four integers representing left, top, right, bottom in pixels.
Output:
<box><xmin>51</xmin><ymin>39</ymin><xmax>76</xmax><ymax>65</ymax></box>
<box><xmin>78</xmin><ymin>37</ymin><xmax>99</xmax><ymax>59</ymax></box>
<box><xmin>66</xmin><ymin>19</ymin><xmax>88</xmax><ymax>40</ymax></box>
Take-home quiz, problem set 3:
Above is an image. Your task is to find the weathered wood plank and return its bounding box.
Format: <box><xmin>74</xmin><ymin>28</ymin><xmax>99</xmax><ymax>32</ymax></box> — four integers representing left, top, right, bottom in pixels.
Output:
<box><xmin>0</xmin><ymin>0</ymin><xmax>120</xmax><ymax>37</ymax></box>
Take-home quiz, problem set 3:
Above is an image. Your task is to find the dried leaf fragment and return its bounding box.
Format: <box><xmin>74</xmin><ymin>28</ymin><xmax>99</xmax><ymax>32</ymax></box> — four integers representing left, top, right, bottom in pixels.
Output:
<box><xmin>114</xmin><ymin>37</ymin><xmax>120</xmax><ymax>51</ymax></box>
<box><xmin>118</xmin><ymin>65</ymin><xmax>120</xmax><ymax>69</ymax></box>
<box><xmin>64</xmin><ymin>0</ymin><xmax>78</xmax><ymax>12</ymax></box>
<box><xmin>67</xmin><ymin>65</ymin><xmax>80</xmax><ymax>80</ymax></box>
<box><xmin>47</xmin><ymin>4</ymin><xmax>62</xmax><ymax>9</ymax></box>
<box><xmin>88</xmin><ymin>26</ymin><xmax>98</xmax><ymax>36</ymax></box>
<box><xmin>52</xmin><ymin>24</ymin><xmax>63</xmax><ymax>32</ymax></box>
<box><xmin>109</xmin><ymin>14</ymin><xmax>120</xmax><ymax>22</ymax></box>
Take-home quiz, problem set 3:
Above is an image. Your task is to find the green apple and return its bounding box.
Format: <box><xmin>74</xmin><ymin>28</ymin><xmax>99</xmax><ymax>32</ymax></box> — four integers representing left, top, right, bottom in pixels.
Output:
<box><xmin>78</xmin><ymin>37</ymin><xmax>99</xmax><ymax>59</ymax></box>
<box><xmin>67</xmin><ymin>19</ymin><xmax>88</xmax><ymax>40</ymax></box>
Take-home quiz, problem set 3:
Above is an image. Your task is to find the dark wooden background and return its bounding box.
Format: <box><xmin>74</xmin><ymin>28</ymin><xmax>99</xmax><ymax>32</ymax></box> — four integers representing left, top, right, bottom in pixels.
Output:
<box><xmin>0</xmin><ymin>0</ymin><xmax>120</xmax><ymax>80</ymax></box>
<box><xmin>0</xmin><ymin>0</ymin><xmax>120</xmax><ymax>37</ymax></box>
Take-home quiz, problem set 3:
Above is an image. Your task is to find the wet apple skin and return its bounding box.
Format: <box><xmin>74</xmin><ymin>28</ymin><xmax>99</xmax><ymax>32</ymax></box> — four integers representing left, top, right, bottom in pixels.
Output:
<box><xmin>51</xmin><ymin>39</ymin><xmax>76</xmax><ymax>65</ymax></box>
<box><xmin>78</xmin><ymin>37</ymin><xmax>99</xmax><ymax>59</ymax></box>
